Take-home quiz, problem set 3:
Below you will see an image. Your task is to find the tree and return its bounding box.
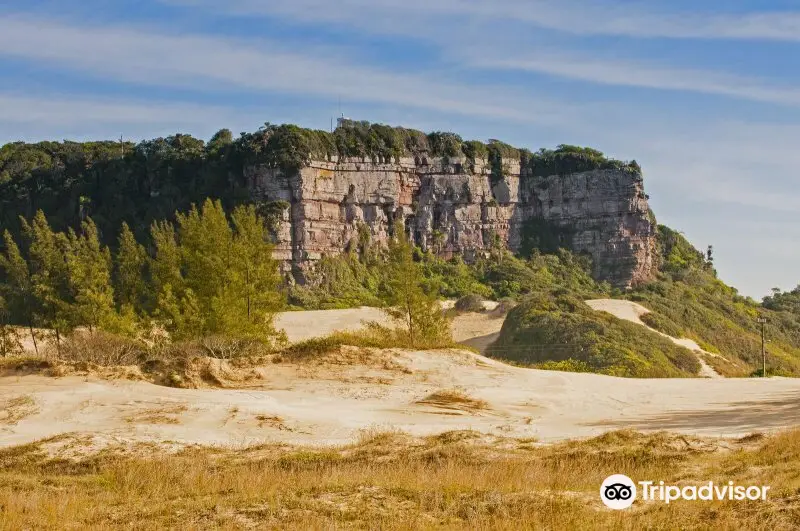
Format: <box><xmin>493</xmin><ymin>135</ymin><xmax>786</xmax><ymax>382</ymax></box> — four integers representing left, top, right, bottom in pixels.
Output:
<box><xmin>177</xmin><ymin>199</ymin><xmax>232</xmax><ymax>308</ymax></box>
<box><xmin>0</xmin><ymin>230</ymin><xmax>38</xmax><ymax>353</ymax></box>
<box><xmin>22</xmin><ymin>211</ymin><xmax>72</xmax><ymax>351</ymax></box>
<box><xmin>115</xmin><ymin>222</ymin><xmax>148</xmax><ymax>311</ymax></box>
<box><xmin>65</xmin><ymin>218</ymin><xmax>118</xmax><ymax>334</ymax></box>
<box><xmin>382</xmin><ymin>226</ymin><xmax>450</xmax><ymax>347</ymax></box>
<box><xmin>226</xmin><ymin>205</ymin><xmax>283</xmax><ymax>340</ymax></box>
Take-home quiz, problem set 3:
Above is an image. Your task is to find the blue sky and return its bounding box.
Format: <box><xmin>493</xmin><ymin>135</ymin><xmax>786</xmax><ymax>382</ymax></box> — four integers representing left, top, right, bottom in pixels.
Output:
<box><xmin>2</xmin><ymin>0</ymin><xmax>799</xmax><ymax>298</ymax></box>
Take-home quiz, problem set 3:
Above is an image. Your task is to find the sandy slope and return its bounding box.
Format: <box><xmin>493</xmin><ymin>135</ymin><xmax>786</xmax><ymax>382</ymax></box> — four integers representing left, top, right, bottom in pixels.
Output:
<box><xmin>5</xmin><ymin>303</ymin><xmax>796</xmax><ymax>452</ymax></box>
<box><xmin>586</xmin><ymin>299</ymin><xmax>723</xmax><ymax>378</ymax></box>
<box><xmin>275</xmin><ymin>304</ymin><xmax>505</xmax><ymax>350</ymax></box>
<box><xmin>2</xmin><ymin>348</ymin><xmax>799</xmax><ymax>450</ymax></box>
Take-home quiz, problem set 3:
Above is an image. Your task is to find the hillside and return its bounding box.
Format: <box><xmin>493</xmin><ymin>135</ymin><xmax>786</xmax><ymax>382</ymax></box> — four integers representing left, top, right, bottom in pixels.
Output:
<box><xmin>489</xmin><ymin>225</ymin><xmax>800</xmax><ymax>377</ymax></box>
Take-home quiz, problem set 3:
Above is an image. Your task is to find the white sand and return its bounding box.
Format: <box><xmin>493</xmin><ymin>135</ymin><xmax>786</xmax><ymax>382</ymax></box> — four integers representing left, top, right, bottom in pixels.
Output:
<box><xmin>2</xmin><ymin>348</ymin><xmax>798</xmax><ymax>450</ymax></box>
<box><xmin>4</xmin><ymin>302</ymin><xmax>796</xmax><ymax>452</ymax></box>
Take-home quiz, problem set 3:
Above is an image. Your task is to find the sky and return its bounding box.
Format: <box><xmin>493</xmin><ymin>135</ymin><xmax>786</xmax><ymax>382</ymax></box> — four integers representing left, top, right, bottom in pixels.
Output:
<box><xmin>1</xmin><ymin>0</ymin><xmax>799</xmax><ymax>298</ymax></box>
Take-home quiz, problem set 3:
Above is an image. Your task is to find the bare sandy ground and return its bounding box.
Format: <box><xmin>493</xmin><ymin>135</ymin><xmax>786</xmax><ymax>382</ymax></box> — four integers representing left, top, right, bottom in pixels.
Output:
<box><xmin>275</xmin><ymin>303</ymin><xmax>504</xmax><ymax>349</ymax></box>
<box><xmin>3</xmin><ymin>348</ymin><xmax>799</xmax><ymax>450</ymax></box>
<box><xmin>586</xmin><ymin>299</ymin><xmax>723</xmax><ymax>378</ymax></box>
<box><xmin>4</xmin><ymin>300</ymin><xmax>797</xmax><ymax>452</ymax></box>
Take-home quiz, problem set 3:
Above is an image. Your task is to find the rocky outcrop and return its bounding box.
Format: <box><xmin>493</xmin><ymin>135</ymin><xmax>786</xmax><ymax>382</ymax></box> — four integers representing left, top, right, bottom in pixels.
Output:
<box><xmin>246</xmin><ymin>155</ymin><xmax>656</xmax><ymax>288</ymax></box>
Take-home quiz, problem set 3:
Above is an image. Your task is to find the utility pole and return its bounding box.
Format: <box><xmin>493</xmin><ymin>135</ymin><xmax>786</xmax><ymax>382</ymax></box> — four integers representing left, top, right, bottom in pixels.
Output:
<box><xmin>757</xmin><ymin>317</ymin><xmax>767</xmax><ymax>377</ymax></box>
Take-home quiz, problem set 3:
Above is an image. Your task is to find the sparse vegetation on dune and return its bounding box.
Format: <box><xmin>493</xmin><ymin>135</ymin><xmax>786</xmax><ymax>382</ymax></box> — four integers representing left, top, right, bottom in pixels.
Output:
<box><xmin>625</xmin><ymin>226</ymin><xmax>800</xmax><ymax>376</ymax></box>
<box><xmin>416</xmin><ymin>389</ymin><xmax>490</xmax><ymax>412</ymax></box>
<box><xmin>1</xmin><ymin>428</ymin><xmax>799</xmax><ymax>529</ymax></box>
<box><xmin>491</xmin><ymin>291</ymin><xmax>701</xmax><ymax>378</ymax></box>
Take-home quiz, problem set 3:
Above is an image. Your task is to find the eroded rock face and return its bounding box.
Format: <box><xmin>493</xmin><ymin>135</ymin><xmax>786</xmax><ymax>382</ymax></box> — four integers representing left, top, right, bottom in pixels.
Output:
<box><xmin>246</xmin><ymin>156</ymin><xmax>656</xmax><ymax>288</ymax></box>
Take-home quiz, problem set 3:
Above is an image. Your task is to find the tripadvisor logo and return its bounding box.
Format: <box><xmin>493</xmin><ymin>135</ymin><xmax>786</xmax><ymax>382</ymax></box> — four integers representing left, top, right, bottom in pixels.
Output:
<box><xmin>600</xmin><ymin>474</ymin><xmax>637</xmax><ymax>510</ymax></box>
<box><xmin>600</xmin><ymin>475</ymin><xmax>770</xmax><ymax>510</ymax></box>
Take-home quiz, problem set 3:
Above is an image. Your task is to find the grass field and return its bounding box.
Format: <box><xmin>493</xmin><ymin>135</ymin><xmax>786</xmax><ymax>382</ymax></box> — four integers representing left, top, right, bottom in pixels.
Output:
<box><xmin>2</xmin><ymin>428</ymin><xmax>799</xmax><ymax>529</ymax></box>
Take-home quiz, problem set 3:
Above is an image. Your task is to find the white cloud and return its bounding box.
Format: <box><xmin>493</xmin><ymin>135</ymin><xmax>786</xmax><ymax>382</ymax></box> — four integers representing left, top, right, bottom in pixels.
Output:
<box><xmin>154</xmin><ymin>1</ymin><xmax>800</xmax><ymax>108</ymax></box>
<box><xmin>164</xmin><ymin>0</ymin><xmax>800</xmax><ymax>42</ymax></box>
<box><xmin>470</xmin><ymin>53</ymin><xmax>800</xmax><ymax>107</ymax></box>
<box><xmin>0</xmin><ymin>93</ymin><xmax>262</xmax><ymax>143</ymax></box>
<box><xmin>0</xmin><ymin>16</ymin><xmax>583</xmax><ymax>127</ymax></box>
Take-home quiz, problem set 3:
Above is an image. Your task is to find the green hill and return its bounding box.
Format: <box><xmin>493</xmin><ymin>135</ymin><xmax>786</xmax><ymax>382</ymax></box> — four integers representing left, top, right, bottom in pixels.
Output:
<box><xmin>490</xmin><ymin>225</ymin><xmax>800</xmax><ymax>377</ymax></box>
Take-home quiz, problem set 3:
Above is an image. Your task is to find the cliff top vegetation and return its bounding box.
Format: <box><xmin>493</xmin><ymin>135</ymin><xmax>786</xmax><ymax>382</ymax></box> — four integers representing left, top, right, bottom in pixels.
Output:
<box><xmin>0</xmin><ymin>120</ymin><xmax>637</xmax><ymax>246</ymax></box>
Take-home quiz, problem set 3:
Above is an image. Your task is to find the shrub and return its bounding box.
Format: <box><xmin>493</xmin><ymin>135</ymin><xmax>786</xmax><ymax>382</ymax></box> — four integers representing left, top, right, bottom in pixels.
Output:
<box><xmin>55</xmin><ymin>331</ymin><xmax>147</xmax><ymax>366</ymax></box>
<box><xmin>454</xmin><ymin>294</ymin><xmax>486</xmax><ymax>313</ymax></box>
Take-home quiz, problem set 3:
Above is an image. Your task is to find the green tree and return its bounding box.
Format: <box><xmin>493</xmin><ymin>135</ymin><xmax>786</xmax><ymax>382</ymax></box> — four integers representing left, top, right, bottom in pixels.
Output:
<box><xmin>114</xmin><ymin>222</ymin><xmax>148</xmax><ymax>311</ymax></box>
<box><xmin>22</xmin><ymin>211</ymin><xmax>72</xmax><ymax>351</ymax></box>
<box><xmin>0</xmin><ymin>230</ymin><xmax>38</xmax><ymax>353</ymax></box>
<box><xmin>176</xmin><ymin>199</ymin><xmax>233</xmax><ymax>308</ymax></box>
<box><xmin>382</xmin><ymin>228</ymin><xmax>450</xmax><ymax>346</ymax></box>
<box><xmin>150</xmin><ymin>219</ymin><xmax>190</xmax><ymax>334</ymax></box>
<box><xmin>225</xmin><ymin>205</ymin><xmax>283</xmax><ymax>340</ymax></box>
<box><xmin>65</xmin><ymin>218</ymin><xmax>118</xmax><ymax>334</ymax></box>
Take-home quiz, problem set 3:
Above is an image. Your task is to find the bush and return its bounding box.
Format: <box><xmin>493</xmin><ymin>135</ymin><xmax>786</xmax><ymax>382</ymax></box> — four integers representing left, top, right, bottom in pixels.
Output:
<box><xmin>282</xmin><ymin>324</ymin><xmax>460</xmax><ymax>361</ymax></box>
<box><xmin>537</xmin><ymin>359</ymin><xmax>594</xmax><ymax>373</ymax></box>
<box><xmin>55</xmin><ymin>331</ymin><xmax>147</xmax><ymax>366</ymax></box>
<box><xmin>640</xmin><ymin>312</ymin><xmax>684</xmax><ymax>338</ymax></box>
<box><xmin>454</xmin><ymin>294</ymin><xmax>486</xmax><ymax>313</ymax></box>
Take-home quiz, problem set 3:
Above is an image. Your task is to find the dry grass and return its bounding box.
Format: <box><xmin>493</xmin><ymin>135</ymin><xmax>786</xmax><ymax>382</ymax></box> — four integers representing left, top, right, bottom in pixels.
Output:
<box><xmin>124</xmin><ymin>404</ymin><xmax>189</xmax><ymax>425</ymax></box>
<box><xmin>1</xmin><ymin>428</ymin><xmax>799</xmax><ymax>529</ymax></box>
<box><xmin>416</xmin><ymin>389</ymin><xmax>490</xmax><ymax>413</ymax></box>
<box><xmin>0</xmin><ymin>395</ymin><xmax>38</xmax><ymax>425</ymax></box>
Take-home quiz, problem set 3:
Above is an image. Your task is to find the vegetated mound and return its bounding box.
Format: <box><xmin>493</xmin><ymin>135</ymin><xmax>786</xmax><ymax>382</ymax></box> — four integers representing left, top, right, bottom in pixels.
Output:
<box><xmin>0</xmin><ymin>333</ymin><xmax>267</xmax><ymax>389</ymax></box>
<box><xmin>623</xmin><ymin>226</ymin><xmax>800</xmax><ymax>377</ymax></box>
<box><xmin>489</xmin><ymin>291</ymin><xmax>700</xmax><ymax>377</ymax></box>
<box><xmin>488</xmin><ymin>224</ymin><xmax>800</xmax><ymax>378</ymax></box>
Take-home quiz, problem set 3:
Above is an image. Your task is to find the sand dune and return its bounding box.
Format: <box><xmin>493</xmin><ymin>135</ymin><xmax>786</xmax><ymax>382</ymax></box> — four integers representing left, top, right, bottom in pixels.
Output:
<box><xmin>4</xmin><ymin>302</ymin><xmax>797</xmax><ymax>452</ymax></box>
<box><xmin>3</xmin><ymin>347</ymin><xmax>799</xmax><ymax>450</ymax></box>
<box><xmin>586</xmin><ymin>299</ymin><xmax>723</xmax><ymax>378</ymax></box>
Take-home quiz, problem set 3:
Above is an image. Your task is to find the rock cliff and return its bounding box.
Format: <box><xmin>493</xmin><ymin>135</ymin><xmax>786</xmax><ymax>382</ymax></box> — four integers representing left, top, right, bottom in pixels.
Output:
<box><xmin>247</xmin><ymin>155</ymin><xmax>656</xmax><ymax>288</ymax></box>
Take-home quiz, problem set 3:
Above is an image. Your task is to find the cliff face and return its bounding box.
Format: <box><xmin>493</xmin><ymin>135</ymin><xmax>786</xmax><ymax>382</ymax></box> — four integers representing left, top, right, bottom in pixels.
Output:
<box><xmin>247</xmin><ymin>156</ymin><xmax>656</xmax><ymax>288</ymax></box>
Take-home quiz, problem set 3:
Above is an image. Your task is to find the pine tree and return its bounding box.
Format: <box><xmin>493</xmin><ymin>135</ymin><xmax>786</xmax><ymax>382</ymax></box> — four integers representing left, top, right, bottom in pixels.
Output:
<box><xmin>151</xmin><ymin>219</ymin><xmax>188</xmax><ymax>334</ymax></box>
<box><xmin>115</xmin><ymin>222</ymin><xmax>148</xmax><ymax>312</ymax></box>
<box><xmin>177</xmin><ymin>199</ymin><xmax>233</xmax><ymax>307</ymax></box>
<box><xmin>382</xmin><ymin>226</ymin><xmax>451</xmax><ymax>347</ymax></box>
<box><xmin>0</xmin><ymin>230</ymin><xmax>38</xmax><ymax>353</ymax></box>
<box><xmin>150</xmin><ymin>220</ymin><xmax>183</xmax><ymax>295</ymax></box>
<box><xmin>22</xmin><ymin>211</ymin><xmax>72</xmax><ymax>351</ymax></box>
<box><xmin>226</xmin><ymin>205</ymin><xmax>283</xmax><ymax>340</ymax></box>
<box><xmin>65</xmin><ymin>218</ymin><xmax>118</xmax><ymax>334</ymax></box>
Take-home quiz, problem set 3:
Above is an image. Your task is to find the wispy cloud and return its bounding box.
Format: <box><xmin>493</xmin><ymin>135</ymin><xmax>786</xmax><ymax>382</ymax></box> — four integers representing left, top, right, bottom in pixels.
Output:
<box><xmin>0</xmin><ymin>93</ymin><xmax>262</xmax><ymax>142</ymax></box>
<box><xmin>470</xmin><ymin>52</ymin><xmax>800</xmax><ymax>107</ymax></box>
<box><xmin>164</xmin><ymin>0</ymin><xmax>800</xmax><ymax>42</ymax></box>
<box><xmin>0</xmin><ymin>16</ymin><xmax>583</xmax><ymax>126</ymax></box>
<box><xmin>155</xmin><ymin>0</ymin><xmax>800</xmax><ymax>108</ymax></box>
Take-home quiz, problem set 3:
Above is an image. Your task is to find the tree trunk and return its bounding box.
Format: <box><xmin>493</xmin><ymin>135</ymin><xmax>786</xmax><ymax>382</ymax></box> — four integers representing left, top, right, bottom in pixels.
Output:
<box><xmin>29</xmin><ymin>321</ymin><xmax>39</xmax><ymax>356</ymax></box>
